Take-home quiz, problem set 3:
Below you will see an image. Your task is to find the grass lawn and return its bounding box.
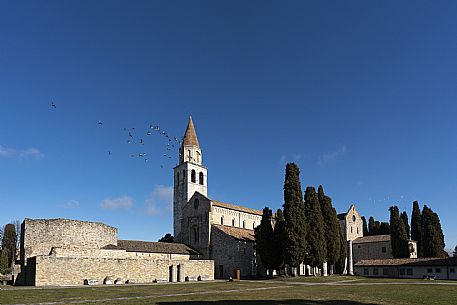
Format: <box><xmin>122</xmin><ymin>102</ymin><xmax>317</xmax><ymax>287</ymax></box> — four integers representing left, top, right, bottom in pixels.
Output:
<box><xmin>1</xmin><ymin>276</ymin><xmax>456</xmax><ymax>305</ymax></box>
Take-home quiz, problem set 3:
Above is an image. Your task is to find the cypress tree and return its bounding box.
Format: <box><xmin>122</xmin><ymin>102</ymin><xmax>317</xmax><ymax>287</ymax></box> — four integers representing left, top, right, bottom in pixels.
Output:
<box><xmin>422</xmin><ymin>205</ymin><xmax>447</xmax><ymax>257</ymax></box>
<box><xmin>379</xmin><ymin>222</ymin><xmax>390</xmax><ymax>235</ymax></box>
<box><xmin>273</xmin><ymin>209</ymin><xmax>286</xmax><ymax>270</ymax></box>
<box><xmin>1</xmin><ymin>224</ymin><xmax>16</xmax><ymax>268</ymax></box>
<box><xmin>0</xmin><ymin>250</ymin><xmax>9</xmax><ymax>275</ymax></box>
<box><xmin>401</xmin><ymin>211</ymin><xmax>411</xmax><ymax>240</ymax></box>
<box><xmin>318</xmin><ymin>185</ymin><xmax>341</xmax><ymax>273</ymax></box>
<box><xmin>334</xmin><ymin>228</ymin><xmax>347</xmax><ymax>274</ymax></box>
<box><xmin>361</xmin><ymin>216</ymin><xmax>369</xmax><ymax>236</ymax></box>
<box><xmin>304</xmin><ymin>186</ymin><xmax>326</xmax><ymax>268</ymax></box>
<box><xmin>411</xmin><ymin>201</ymin><xmax>422</xmax><ymax>257</ymax></box>
<box><xmin>374</xmin><ymin>221</ymin><xmax>381</xmax><ymax>235</ymax></box>
<box><xmin>282</xmin><ymin>163</ymin><xmax>307</xmax><ymax>275</ymax></box>
<box><xmin>389</xmin><ymin>206</ymin><xmax>410</xmax><ymax>258</ymax></box>
<box><xmin>368</xmin><ymin>217</ymin><xmax>375</xmax><ymax>236</ymax></box>
<box><xmin>158</xmin><ymin>233</ymin><xmax>174</xmax><ymax>243</ymax></box>
<box><xmin>254</xmin><ymin>207</ymin><xmax>275</xmax><ymax>275</ymax></box>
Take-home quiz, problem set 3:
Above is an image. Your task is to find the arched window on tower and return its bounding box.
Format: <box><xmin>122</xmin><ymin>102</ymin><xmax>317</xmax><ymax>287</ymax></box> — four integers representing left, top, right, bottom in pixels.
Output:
<box><xmin>191</xmin><ymin>170</ymin><xmax>196</xmax><ymax>183</ymax></box>
<box><xmin>199</xmin><ymin>172</ymin><xmax>204</xmax><ymax>185</ymax></box>
<box><xmin>197</xmin><ymin>151</ymin><xmax>201</xmax><ymax>163</ymax></box>
<box><xmin>243</xmin><ymin>220</ymin><xmax>246</xmax><ymax>229</ymax></box>
<box><xmin>232</xmin><ymin>219</ymin><xmax>235</xmax><ymax>227</ymax></box>
<box><xmin>221</xmin><ymin>216</ymin><xmax>224</xmax><ymax>225</ymax></box>
<box><xmin>253</xmin><ymin>222</ymin><xmax>256</xmax><ymax>229</ymax></box>
<box><xmin>188</xmin><ymin>150</ymin><xmax>192</xmax><ymax>162</ymax></box>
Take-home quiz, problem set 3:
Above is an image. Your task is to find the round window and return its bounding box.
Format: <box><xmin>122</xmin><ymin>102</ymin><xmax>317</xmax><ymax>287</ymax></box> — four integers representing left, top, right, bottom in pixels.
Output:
<box><xmin>194</xmin><ymin>198</ymin><xmax>199</xmax><ymax>210</ymax></box>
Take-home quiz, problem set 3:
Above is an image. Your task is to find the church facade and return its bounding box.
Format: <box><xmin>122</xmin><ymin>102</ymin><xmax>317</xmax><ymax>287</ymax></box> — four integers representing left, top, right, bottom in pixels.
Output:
<box><xmin>173</xmin><ymin>117</ymin><xmax>264</xmax><ymax>279</ymax></box>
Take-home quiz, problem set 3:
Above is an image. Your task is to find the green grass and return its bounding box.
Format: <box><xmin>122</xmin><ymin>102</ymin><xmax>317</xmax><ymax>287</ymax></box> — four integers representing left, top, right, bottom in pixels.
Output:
<box><xmin>1</xmin><ymin>277</ymin><xmax>456</xmax><ymax>305</ymax></box>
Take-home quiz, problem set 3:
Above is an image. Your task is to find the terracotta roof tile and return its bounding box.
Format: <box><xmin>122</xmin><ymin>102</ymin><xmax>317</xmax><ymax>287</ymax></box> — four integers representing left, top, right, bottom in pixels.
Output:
<box><xmin>212</xmin><ymin>224</ymin><xmax>255</xmax><ymax>241</ymax></box>
<box><xmin>114</xmin><ymin>240</ymin><xmax>200</xmax><ymax>255</ymax></box>
<box><xmin>211</xmin><ymin>201</ymin><xmax>263</xmax><ymax>216</ymax></box>
<box><xmin>355</xmin><ymin>257</ymin><xmax>457</xmax><ymax>267</ymax></box>
<box><xmin>353</xmin><ymin>235</ymin><xmax>391</xmax><ymax>244</ymax></box>
<box><xmin>182</xmin><ymin>116</ymin><xmax>200</xmax><ymax>147</ymax></box>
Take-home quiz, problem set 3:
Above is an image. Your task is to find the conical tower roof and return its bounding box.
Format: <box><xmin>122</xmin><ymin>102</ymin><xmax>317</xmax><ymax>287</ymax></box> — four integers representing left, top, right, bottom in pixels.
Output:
<box><xmin>182</xmin><ymin>116</ymin><xmax>200</xmax><ymax>147</ymax></box>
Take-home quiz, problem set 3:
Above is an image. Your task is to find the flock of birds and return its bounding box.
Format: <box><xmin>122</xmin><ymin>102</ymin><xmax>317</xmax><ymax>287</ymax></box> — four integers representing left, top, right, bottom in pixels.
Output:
<box><xmin>50</xmin><ymin>99</ymin><xmax>182</xmax><ymax>169</ymax></box>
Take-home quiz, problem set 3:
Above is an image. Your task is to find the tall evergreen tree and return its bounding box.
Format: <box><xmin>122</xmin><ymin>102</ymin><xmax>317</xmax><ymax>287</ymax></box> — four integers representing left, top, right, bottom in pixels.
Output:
<box><xmin>0</xmin><ymin>249</ymin><xmax>9</xmax><ymax>275</ymax></box>
<box><xmin>389</xmin><ymin>206</ymin><xmax>410</xmax><ymax>258</ymax></box>
<box><xmin>255</xmin><ymin>207</ymin><xmax>276</xmax><ymax>275</ymax></box>
<box><xmin>304</xmin><ymin>186</ymin><xmax>326</xmax><ymax>268</ymax></box>
<box><xmin>273</xmin><ymin>209</ymin><xmax>287</xmax><ymax>270</ymax></box>
<box><xmin>334</xmin><ymin>228</ymin><xmax>347</xmax><ymax>274</ymax></box>
<box><xmin>158</xmin><ymin>233</ymin><xmax>174</xmax><ymax>243</ymax></box>
<box><xmin>421</xmin><ymin>205</ymin><xmax>447</xmax><ymax>257</ymax></box>
<box><xmin>410</xmin><ymin>201</ymin><xmax>422</xmax><ymax>257</ymax></box>
<box><xmin>400</xmin><ymin>211</ymin><xmax>411</xmax><ymax>240</ymax></box>
<box><xmin>282</xmin><ymin>163</ymin><xmax>307</xmax><ymax>275</ymax></box>
<box><xmin>1</xmin><ymin>224</ymin><xmax>16</xmax><ymax>268</ymax></box>
<box><xmin>379</xmin><ymin>222</ymin><xmax>390</xmax><ymax>235</ymax></box>
<box><xmin>368</xmin><ymin>217</ymin><xmax>375</xmax><ymax>236</ymax></box>
<box><xmin>361</xmin><ymin>216</ymin><xmax>369</xmax><ymax>236</ymax></box>
<box><xmin>318</xmin><ymin>186</ymin><xmax>341</xmax><ymax>273</ymax></box>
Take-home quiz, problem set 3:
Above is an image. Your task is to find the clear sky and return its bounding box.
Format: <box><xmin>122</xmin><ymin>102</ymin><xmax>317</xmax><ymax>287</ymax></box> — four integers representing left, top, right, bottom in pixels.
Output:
<box><xmin>1</xmin><ymin>1</ymin><xmax>456</xmax><ymax>250</ymax></box>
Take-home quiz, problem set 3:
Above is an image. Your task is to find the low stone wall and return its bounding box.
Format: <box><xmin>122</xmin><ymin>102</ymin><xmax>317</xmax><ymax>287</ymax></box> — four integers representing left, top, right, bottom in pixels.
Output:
<box><xmin>33</xmin><ymin>255</ymin><xmax>214</xmax><ymax>286</ymax></box>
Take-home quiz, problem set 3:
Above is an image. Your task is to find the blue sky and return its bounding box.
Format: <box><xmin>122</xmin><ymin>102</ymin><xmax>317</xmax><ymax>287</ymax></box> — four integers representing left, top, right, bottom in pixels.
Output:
<box><xmin>1</xmin><ymin>1</ymin><xmax>456</xmax><ymax>250</ymax></box>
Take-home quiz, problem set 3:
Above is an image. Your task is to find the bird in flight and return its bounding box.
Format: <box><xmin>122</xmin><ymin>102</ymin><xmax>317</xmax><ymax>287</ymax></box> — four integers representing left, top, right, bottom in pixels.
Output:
<box><xmin>98</xmin><ymin>121</ymin><xmax>103</xmax><ymax>125</ymax></box>
<box><xmin>51</xmin><ymin>100</ymin><xmax>56</xmax><ymax>108</ymax></box>
<box><xmin>108</xmin><ymin>151</ymin><xmax>112</xmax><ymax>155</ymax></box>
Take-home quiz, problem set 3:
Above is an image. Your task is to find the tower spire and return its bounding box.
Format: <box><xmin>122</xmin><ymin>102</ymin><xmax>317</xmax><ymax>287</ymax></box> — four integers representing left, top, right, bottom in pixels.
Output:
<box><xmin>182</xmin><ymin>116</ymin><xmax>200</xmax><ymax>147</ymax></box>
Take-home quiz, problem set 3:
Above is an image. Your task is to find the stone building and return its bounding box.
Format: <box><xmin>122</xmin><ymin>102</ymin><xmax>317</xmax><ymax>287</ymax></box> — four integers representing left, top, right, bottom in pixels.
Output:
<box><xmin>337</xmin><ymin>204</ymin><xmax>364</xmax><ymax>274</ymax></box>
<box><xmin>354</xmin><ymin>257</ymin><xmax>457</xmax><ymax>280</ymax></box>
<box><xmin>352</xmin><ymin>235</ymin><xmax>418</xmax><ymax>263</ymax></box>
<box><xmin>15</xmin><ymin>218</ymin><xmax>213</xmax><ymax>286</ymax></box>
<box><xmin>174</xmin><ymin>117</ymin><xmax>264</xmax><ymax>279</ymax></box>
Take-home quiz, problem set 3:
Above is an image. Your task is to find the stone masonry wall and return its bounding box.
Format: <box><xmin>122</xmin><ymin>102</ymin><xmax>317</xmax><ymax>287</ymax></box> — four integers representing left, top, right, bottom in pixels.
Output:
<box><xmin>211</xmin><ymin>206</ymin><xmax>261</xmax><ymax>231</ymax></box>
<box><xmin>353</xmin><ymin>241</ymin><xmax>392</xmax><ymax>263</ymax></box>
<box><xmin>21</xmin><ymin>218</ymin><xmax>118</xmax><ymax>266</ymax></box>
<box><xmin>34</xmin><ymin>255</ymin><xmax>214</xmax><ymax>286</ymax></box>
<box><xmin>211</xmin><ymin>226</ymin><xmax>257</xmax><ymax>279</ymax></box>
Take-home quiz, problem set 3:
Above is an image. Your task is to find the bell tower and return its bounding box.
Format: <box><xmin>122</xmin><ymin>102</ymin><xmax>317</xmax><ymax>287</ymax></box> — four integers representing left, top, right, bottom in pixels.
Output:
<box><xmin>173</xmin><ymin>116</ymin><xmax>208</xmax><ymax>243</ymax></box>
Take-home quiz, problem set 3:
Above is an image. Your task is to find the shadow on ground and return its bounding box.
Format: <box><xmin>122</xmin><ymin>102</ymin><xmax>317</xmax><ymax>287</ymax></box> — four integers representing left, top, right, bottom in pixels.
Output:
<box><xmin>158</xmin><ymin>301</ymin><xmax>378</xmax><ymax>305</ymax></box>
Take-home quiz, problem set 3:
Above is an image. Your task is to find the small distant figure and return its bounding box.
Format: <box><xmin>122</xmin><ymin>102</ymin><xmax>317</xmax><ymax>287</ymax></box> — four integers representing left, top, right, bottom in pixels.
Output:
<box><xmin>51</xmin><ymin>100</ymin><xmax>56</xmax><ymax>109</ymax></box>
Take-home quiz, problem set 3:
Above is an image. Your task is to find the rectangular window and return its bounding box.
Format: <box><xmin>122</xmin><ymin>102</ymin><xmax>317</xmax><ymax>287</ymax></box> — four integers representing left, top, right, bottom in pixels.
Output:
<box><xmin>381</xmin><ymin>247</ymin><xmax>386</xmax><ymax>253</ymax></box>
<box><xmin>427</xmin><ymin>268</ymin><xmax>433</xmax><ymax>273</ymax></box>
<box><xmin>358</xmin><ymin>245</ymin><xmax>361</xmax><ymax>249</ymax></box>
<box><xmin>436</xmin><ymin>268</ymin><xmax>441</xmax><ymax>273</ymax></box>
<box><xmin>406</xmin><ymin>268</ymin><xmax>413</xmax><ymax>275</ymax></box>
<box><xmin>373</xmin><ymin>268</ymin><xmax>379</xmax><ymax>275</ymax></box>
<box><xmin>400</xmin><ymin>269</ymin><xmax>405</xmax><ymax>275</ymax></box>
<box><xmin>363</xmin><ymin>268</ymin><xmax>369</xmax><ymax>276</ymax></box>
<box><xmin>382</xmin><ymin>268</ymin><xmax>389</xmax><ymax>276</ymax></box>
<box><xmin>450</xmin><ymin>268</ymin><xmax>455</xmax><ymax>273</ymax></box>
